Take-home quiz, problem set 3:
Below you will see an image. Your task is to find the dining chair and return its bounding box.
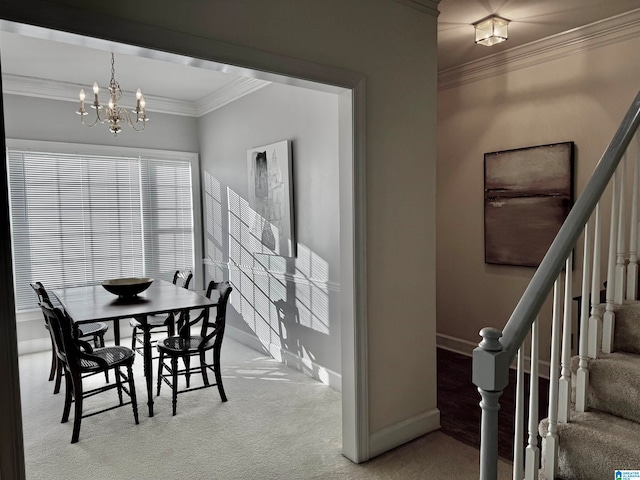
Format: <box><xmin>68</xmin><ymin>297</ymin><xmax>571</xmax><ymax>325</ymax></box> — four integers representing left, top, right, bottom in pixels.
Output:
<box><xmin>30</xmin><ymin>282</ymin><xmax>109</xmax><ymax>394</ymax></box>
<box><xmin>129</xmin><ymin>269</ymin><xmax>193</xmax><ymax>357</ymax></box>
<box><xmin>39</xmin><ymin>301</ymin><xmax>139</xmax><ymax>443</ymax></box>
<box><xmin>156</xmin><ymin>281</ymin><xmax>232</xmax><ymax>415</ymax></box>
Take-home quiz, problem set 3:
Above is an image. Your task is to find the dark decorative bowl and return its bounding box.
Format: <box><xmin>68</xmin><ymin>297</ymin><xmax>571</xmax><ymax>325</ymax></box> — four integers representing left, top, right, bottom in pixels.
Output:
<box><xmin>102</xmin><ymin>277</ymin><xmax>153</xmax><ymax>297</ymax></box>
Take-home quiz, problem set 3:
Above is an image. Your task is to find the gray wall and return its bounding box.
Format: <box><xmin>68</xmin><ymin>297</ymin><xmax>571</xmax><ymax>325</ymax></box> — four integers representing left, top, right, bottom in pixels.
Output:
<box><xmin>2</xmin><ymin>0</ymin><xmax>440</xmax><ymax>461</ymax></box>
<box><xmin>6</xmin><ymin>85</ymin><xmax>344</xmax><ymax>390</ymax></box>
<box><xmin>3</xmin><ymin>94</ymin><xmax>199</xmax><ymax>151</ymax></box>
<box><xmin>437</xmin><ymin>31</ymin><xmax>640</xmax><ymax>359</ymax></box>
<box><xmin>4</xmin><ymin>93</ymin><xmax>199</xmax><ymax>351</ymax></box>
<box><xmin>198</xmin><ymin>82</ymin><xmax>342</xmax><ymax>388</ymax></box>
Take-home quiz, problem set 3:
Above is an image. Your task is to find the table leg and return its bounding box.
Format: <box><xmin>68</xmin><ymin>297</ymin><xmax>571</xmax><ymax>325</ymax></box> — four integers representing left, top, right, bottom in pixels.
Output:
<box><xmin>113</xmin><ymin>319</ymin><xmax>120</xmax><ymax>346</ymax></box>
<box><xmin>141</xmin><ymin>316</ymin><xmax>154</xmax><ymax>417</ymax></box>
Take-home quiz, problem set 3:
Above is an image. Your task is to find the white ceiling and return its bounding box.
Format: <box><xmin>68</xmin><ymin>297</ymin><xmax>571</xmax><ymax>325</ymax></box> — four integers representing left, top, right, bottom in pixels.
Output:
<box><xmin>438</xmin><ymin>0</ymin><xmax>640</xmax><ymax>71</ymax></box>
<box><xmin>0</xmin><ymin>1</ymin><xmax>639</xmax><ymax>107</ymax></box>
<box><xmin>0</xmin><ymin>31</ymin><xmax>239</xmax><ymax>102</ymax></box>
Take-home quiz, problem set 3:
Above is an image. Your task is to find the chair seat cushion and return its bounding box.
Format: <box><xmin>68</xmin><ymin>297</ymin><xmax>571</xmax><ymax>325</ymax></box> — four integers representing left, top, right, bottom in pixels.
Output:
<box><xmin>157</xmin><ymin>336</ymin><xmax>214</xmax><ymax>354</ymax></box>
<box><xmin>78</xmin><ymin>346</ymin><xmax>135</xmax><ymax>372</ymax></box>
<box><xmin>77</xmin><ymin>321</ymin><xmax>108</xmax><ymax>337</ymax></box>
<box><xmin>129</xmin><ymin>314</ymin><xmax>171</xmax><ymax>329</ymax></box>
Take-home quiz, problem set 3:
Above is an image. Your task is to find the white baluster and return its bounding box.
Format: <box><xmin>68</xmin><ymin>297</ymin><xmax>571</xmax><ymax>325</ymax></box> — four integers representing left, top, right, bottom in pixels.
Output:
<box><xmin>603</xmin><ymin>170</ymin><xmax>619</xmax><ymax>354</ymax></box>
<box><xmin>615</xmin><ymin>155</ymin><xmax>627</xmax><ymax>305</ymax></box>
<box><xmin>543</xmin><ymin>280</ymin><xmax>562</xmax><ymax>479</ymax></box>
<box><xmin>558</xmin><ymin>254</ymin><xmax>572</xmax><ymax>423</ymax></box>
<box><xmin>627</xmin><ymin>149</ymin><xmax>639</xmax><ymax>300</ymax></box>
<box><xmin>525</xmin><ymin>318</ymin><xmax>540</xmax><ymax>480</ymax></box>
<box><xmin>513</xmin><ymin>348</ymin><xmax>525</xmax><ymax>480</ymax></box>
<box><xmin>576</xmin><ymin>223</ymin><xmax>592</xmax><ymax>412</ymax></box>
<box><xmin>589</xmin><ymin>204</ymin><xmax>603</xmax><ymax>359</ymax></box>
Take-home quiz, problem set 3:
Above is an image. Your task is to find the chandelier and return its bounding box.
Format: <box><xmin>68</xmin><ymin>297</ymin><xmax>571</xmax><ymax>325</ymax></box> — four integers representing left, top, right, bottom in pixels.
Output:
<box><xmin>76</xmin><ymin>53</ymin><xmax>148</xmax><ymax>135</ymax></box>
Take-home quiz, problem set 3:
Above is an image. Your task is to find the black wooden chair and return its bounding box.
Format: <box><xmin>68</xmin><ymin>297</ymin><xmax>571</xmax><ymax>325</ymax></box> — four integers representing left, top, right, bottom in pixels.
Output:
<box><xmin>129</xmin><ymin>270</ymin><xmax>193</xmax><ymax>357</ymax></box>
<box><xmin>156</xmin><ymin>281</ymin><xmax>232</xmax><ymax>415</ymax></box>
<box><xmin>30</xmin><ymin>282</ymin><xmax>109</xmax><ymax>394</ymax></box>
<box><xmin>40</xmin><ymin>302</ymin><xmax>139</xmax><ymax>443</ymax></box>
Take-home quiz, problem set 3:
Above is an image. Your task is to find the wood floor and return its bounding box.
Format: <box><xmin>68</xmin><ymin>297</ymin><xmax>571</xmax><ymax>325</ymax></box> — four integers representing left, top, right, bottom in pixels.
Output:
<box><xmin>437</xmin><ymin>348</ymin><xmax>550</xmax><ymax>460</ymax></box>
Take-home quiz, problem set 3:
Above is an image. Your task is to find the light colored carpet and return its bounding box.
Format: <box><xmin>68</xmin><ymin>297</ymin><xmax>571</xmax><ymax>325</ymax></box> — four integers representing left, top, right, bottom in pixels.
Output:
<box><xmin>538</xmin><ymin>303</ymin><xmax>640</xmax><ymax>479</ymax></box>
<box><xmin>19</xmin><ymin>337</ymin><xmax>513</xmax><ymax>479</ymax></box>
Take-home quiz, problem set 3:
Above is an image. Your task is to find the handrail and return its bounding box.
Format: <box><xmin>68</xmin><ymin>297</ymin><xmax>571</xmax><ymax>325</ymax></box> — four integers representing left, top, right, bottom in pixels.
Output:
<box><xmin>500</xmin><ymin>90</ymin><xmax>640</xmax><ymax>360</ymax></box>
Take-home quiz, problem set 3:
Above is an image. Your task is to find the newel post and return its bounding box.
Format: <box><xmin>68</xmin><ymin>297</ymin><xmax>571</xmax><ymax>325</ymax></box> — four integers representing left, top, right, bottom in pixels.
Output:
<box><xmin>473</xmin><ymin>327</ymin><xmax>511</xmax><ymax>480</ymax></box>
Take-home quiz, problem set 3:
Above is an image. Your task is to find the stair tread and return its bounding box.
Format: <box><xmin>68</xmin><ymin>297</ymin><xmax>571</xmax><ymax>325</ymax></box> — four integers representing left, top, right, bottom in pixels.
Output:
<box><xmin>540</xmin><ymin>410</ymin><xmax>640</xmax><ymax>478</ymax></box>
<box><xmin>607</xmin><ymin>302</ymin><xmax>640</xmax><ymax>354</ymax></box>
<box><xmin>554</xmin><ymin>409</ymin><xmax>640</xmax><ymax>437</ymax></box>
<box><xmin>571</xmin><ymin>350</ymin><xmax>640</xmax><ymax>371</ymax></box>
<box><xmin>571</xmin><ymin>352</ymin><xmax>640</xmax><ymax>424</ymax></box>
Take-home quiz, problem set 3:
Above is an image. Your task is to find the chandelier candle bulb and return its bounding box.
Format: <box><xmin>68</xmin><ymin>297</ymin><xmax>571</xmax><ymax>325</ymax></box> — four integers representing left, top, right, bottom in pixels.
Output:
<box><xmin>135</xmin><ymin>88</ymin><xmax>142</xmax><ymax>112</ymax></box>
<box><xmin>77</xmin><ymin>89</ymin><xmax>87</xmax><ymax>115</ymax></box>
<box><xmin>92</xmin><ymin>82</ymin><xmax>100</xmax><ymax>107</ymax></box>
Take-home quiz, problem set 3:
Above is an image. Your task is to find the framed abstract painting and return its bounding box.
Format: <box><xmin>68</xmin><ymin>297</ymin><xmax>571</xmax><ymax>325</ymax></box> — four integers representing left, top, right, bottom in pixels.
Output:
<box><xmin>247</xmin><ymin>140</ymin><xmax>296</xmax><ymax>257</ymax></box>
<box><xmin>484</xmin><ymin>142</ymin><xmax>574</xmax><ymax>267</ymax></box>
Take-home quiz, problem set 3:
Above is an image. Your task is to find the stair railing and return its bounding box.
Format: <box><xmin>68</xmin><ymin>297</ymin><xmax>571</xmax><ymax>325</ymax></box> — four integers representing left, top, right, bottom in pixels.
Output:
<box><xmin>474</xmin><ymin>90</ymin><xmax>640</xmax><ymax>480</ymax></box>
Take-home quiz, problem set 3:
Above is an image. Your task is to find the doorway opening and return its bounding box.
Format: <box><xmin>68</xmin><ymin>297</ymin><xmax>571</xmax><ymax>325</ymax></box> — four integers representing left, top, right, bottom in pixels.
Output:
<box><xmin>0</xmin><ymin>15</ymin><xmax>366</xmax><ymax>477</ymax></box>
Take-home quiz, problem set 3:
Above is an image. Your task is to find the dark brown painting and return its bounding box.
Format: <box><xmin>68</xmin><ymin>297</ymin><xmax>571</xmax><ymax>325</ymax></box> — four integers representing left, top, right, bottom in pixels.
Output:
<box><xmin>484</xmin><ymin>142</ymin><xmax>574</xmax><ymax>267</ymax></box>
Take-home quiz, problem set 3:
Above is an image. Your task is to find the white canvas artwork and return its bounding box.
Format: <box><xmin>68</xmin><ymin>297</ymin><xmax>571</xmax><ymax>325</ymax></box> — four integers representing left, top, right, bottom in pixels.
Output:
<box><xmin>247</xmin><ymin>140</ymin><xmax>295</xmax><ymax>257</ymax></box>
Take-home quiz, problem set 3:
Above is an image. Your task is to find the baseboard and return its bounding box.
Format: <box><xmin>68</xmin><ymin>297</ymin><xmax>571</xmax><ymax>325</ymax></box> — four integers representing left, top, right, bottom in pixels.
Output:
<box><xmin>436</xmin><ymin>332</ymin><xmax>478</xmax><ymax>356</ymax></box>
<box><xmin>368</xmin><ymin>409</ymin><xmax>441</xmax><ymax>458</ymax></box>
<box><xmin>226</xmin><ymin>325</ymin><xmax>342</xmax><ymax>392</ymax></box>
<box><xmin>437</xmin><ymin>333</ymin><xmax>551</xmax><ymax>379</ymax></box>
<box><xmin>18</xmin><ymin>321</ymin><xmax>134</xmax><ymax>356</ymax></box>
<box><xmin>18</xmin><ymin>338</ymin><xmax>51</xmax><ymax>355</ymax></box>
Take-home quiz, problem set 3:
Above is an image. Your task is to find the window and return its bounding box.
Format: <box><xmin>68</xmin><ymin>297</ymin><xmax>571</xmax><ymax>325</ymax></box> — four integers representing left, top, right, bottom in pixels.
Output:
<box><xmin>7</xmin><ymin>140</ymin><xmax>200</xmax><ymax>311</ymax></box>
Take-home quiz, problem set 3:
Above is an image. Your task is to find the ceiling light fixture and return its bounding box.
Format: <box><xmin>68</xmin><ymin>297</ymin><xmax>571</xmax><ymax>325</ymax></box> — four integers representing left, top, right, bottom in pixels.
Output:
<box><xmin>474</xmin><ymin>15</ymin><xmax>509</xmax><ymax>47</ymax></box>
<box><xmin>76</xmin><ymin>53</ymin><xmax>148</xmax><ymax>136</ymax></box>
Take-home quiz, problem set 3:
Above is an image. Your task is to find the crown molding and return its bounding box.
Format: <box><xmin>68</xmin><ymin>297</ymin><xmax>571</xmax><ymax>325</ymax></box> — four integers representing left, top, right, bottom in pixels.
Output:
<box><xmin>394</xmin><ymin>0</ymin><xmax>440</xmax><ymax>17</ymax></box>
<box><xmin>196</xmin><ymin>78</ymin><xmax>270</xmax><ymax>117</ymax></box>
<box><xmin>1</xmin><ymin>73</ymin><xmax>270</xmax><ymax>117</ymax></box>
<box><xmin>438</xmin><ymin>8</ymin><xmax>640</xmax><ymax>91</ymax></box>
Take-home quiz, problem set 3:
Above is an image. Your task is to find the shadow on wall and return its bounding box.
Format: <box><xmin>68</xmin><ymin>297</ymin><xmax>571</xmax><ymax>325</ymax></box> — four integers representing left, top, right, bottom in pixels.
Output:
<box><xmin>202</xmin><ymin>170</ymin><xmax>336</xmax><ymax>386</ymax></box>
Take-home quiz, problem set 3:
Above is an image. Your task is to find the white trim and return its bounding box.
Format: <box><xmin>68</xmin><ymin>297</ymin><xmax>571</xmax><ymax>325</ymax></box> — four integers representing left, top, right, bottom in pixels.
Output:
<box><xmin>0</xmin><ymin>0</ymin><xmax>369</xmax><ymax>471</ymax></box>
<box><xmin>344</xmin><ymin>80</ymin><xmax>369</xmax><ymax>463</ymax></box>
<box><xmin>1</xmin><ymin>73</ymin><xmax>199</xmax><ymax>116</ymax></box>
<box><xmin>438</xmin><ymin>8</ymin><xmax>640</xmax><ymax>91</ymax></box>
<box><xmin>437</xmin><ymin>333</ymin><xmax>551</xmax><ymax>379</ymax></box>
<box><xmin>17</xmin><ymin>338</ymin><xmax>50</xmax><ymax>356</ymax></box>
<box><xmin>394</xmin><ymin>0</ymin><xmax>440</xmax><ymax>17</ymax></box>
<box><xmin>6</xmin><ymin>138</ymin><xmax>205</xmax><ymax>291</ymax></box>
<box><xmin>436</xmin><ymin>332</ymin><xmax>478</xmax><ymax>357</ymax></box>
<box><xmin>368</xmin><ymin>409</ymin><xmax>441</xmax><ymax>459</ymax></box>
<box><xmin>196</xmin><ymin>78</ymin><xmax>270</xmax><ymax>116</ymax></box>
<box><xmin>226</xmin><ymin>325</ymin><xmax>342</xmax><ymax>392</ymax></box>
<box><xmin>6</xmin><ymin>138</ymin><xmax>197</xmax><ymax>162</ymax></box>
<box><xmin>15</xmin><ymin>308</ymin><xmax>40</xmax><ymax>323</ymax></box>
<box><xmin>1</xmin><ymin>73</ymin><xmax>270</xmax><ymax>117</ymax></box>
<box><xmin>0</xmin><ymin>8</ymin><xmax>368</xmax><ymax>469</ymax></box>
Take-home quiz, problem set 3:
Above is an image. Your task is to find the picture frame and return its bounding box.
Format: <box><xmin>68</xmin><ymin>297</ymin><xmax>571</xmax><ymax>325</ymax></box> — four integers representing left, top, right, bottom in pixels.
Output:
<box><xmin>484</xmin><ymin>142</ymin><xmax>574</xmax><ymax>267</ymax></box>
<box><xmin>247</xmin><ymin>140</ymin><xmax>296</xmax><ymax>257</ymax></box>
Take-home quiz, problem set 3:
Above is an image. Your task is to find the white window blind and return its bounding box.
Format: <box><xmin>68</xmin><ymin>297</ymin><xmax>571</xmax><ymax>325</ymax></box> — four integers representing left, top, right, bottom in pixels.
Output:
<box><xmin>8</xmin><ymin>147</ymin><xmax>195</xmax><ymax>311</ymax></box>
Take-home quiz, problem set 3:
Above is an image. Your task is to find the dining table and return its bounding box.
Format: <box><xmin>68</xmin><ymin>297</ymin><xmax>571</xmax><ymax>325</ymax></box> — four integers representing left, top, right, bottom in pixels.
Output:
<box><xmin>53</xmin><ymin>279</ymin><xmax>219</xmax><ymax>417</ymax></box>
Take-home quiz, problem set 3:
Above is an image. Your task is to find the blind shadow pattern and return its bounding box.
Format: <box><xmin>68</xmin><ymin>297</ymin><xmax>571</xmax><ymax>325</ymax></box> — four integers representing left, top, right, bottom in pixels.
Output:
<box><xmin>203</xmin><ymin>170</ymin><xmax>338</xmax><ymax>385</ymax></box>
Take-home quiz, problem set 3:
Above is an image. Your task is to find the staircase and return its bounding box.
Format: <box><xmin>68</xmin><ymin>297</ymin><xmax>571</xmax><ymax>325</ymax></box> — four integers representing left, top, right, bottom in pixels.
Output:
<box><xmin>473</xmin><ymin>89</ymin><xmax>640</xmax><ymax>480</ymax></box>
<box><xmin>539</xmin><ymin>302</ymin><xmax>640</xmax><ymax>478</ymax></box>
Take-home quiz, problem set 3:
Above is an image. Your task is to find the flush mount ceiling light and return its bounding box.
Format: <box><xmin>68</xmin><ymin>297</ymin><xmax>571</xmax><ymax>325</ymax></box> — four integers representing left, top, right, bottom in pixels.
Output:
<box><xmin>474</xmin><ymin>15</ymin><xmax>510</xmax><ymax>47</ymax></box>
<box><xmin>76</xmin><ymin>53</ymin><xmax>148</xmax><ymax>136</ymax></box>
